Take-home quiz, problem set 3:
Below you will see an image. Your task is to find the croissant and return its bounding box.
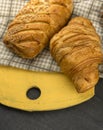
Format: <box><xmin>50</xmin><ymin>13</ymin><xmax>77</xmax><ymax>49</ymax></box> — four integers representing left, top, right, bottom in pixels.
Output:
<box><xmin>50</xmin><ymin>17</ymin><xmax>103</xmax><ymax>93</ymax></box>
<box><xmin>3</xmin><ymin>0</ymin><xmax>73</xmax><ymax>58</ymax></box>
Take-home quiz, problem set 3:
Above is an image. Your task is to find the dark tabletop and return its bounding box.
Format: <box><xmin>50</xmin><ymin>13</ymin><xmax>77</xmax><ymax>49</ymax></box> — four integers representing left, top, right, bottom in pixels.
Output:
<box><xmin>0</xmin><ymin>78</ymin><xmax>103</xmax><ymax>130</ymax></box>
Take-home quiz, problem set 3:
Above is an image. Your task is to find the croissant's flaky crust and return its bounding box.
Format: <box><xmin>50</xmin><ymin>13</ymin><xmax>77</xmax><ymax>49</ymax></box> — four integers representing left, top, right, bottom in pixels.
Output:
<box><xmin>50</xmin><ymin>17</ymin><xmax>103</xmax><ymax>93</ymax></box>
<box><xmin>3</xmin><ymin>0</ymin><xmax>73</xmax><ymax>58</ymax></box>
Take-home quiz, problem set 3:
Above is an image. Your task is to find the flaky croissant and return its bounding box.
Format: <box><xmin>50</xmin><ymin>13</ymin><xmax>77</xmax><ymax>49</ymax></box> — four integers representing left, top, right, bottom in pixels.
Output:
<box><xmin>50</xmin><ymin>17</ymin><xmax>103</xmax><ymax>93</ymax></box>
<box><xmin>3</xmin><ymin>0</ymin><xmax>73</xmax><ymax>58</ymax></box>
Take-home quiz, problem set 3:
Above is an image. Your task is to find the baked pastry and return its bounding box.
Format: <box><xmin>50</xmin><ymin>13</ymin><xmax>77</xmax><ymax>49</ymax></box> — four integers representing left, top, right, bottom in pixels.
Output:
<box><xmin>3</xmin><ymin>0</ymin><xmax>73</xmax><ymax>58</ymax></box>
<box><xmin>50</xmin><ymin>17</ymin><xmax>103</xmax><ymax>93</ymax></box>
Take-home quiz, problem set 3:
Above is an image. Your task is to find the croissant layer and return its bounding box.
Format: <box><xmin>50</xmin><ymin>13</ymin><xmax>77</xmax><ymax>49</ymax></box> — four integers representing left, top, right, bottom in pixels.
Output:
<box><xmin>50</xmin><ymin>17</ymin><xmax>103</xmax><ymax>93</ymax></box>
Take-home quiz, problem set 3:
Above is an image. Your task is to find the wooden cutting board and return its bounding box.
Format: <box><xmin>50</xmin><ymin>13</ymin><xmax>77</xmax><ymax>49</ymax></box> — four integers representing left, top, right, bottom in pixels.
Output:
<box><xmin>0</xmin><ymin>66</ymin><xmax>94</xmax><ymax>111</ymax></box>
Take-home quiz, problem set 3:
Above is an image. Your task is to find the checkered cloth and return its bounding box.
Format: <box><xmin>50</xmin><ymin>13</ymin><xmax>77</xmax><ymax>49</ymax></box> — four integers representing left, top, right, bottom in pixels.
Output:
<box><xmin>0</xmin><ymin>0</ymin><xmax>103</xmax><ymax>76</ymax></box>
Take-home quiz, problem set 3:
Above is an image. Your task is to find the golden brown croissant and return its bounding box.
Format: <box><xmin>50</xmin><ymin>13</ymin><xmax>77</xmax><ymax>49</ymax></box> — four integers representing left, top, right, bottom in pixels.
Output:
<box><xmin>50</xmin><ymin>17</ymin><xmax>103</xmax><ymax>93</ymax></box>
<box><xmin>3</xmin><ymin>0</ymin><xmax>73</xmax><ymax>58</ymax></box>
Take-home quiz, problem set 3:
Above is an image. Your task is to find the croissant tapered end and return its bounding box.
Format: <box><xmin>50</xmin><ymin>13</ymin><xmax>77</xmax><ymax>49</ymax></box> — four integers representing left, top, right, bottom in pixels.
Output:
<box><xmin>50</xmin><ymin>16</ymin><xmax>103</xmax><ymax>93</ymax></box>
<box><xmin>72</xmin><ymin>66</ymin><xmax>100</xmax><ymax>93</ymax></box>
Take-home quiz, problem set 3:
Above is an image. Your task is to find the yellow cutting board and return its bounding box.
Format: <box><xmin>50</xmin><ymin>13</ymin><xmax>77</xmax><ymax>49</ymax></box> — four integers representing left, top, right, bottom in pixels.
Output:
<box><xmin>0</xmin><ymin>66</ymin><xmax>94</xmax><ymax>111</ymax></box>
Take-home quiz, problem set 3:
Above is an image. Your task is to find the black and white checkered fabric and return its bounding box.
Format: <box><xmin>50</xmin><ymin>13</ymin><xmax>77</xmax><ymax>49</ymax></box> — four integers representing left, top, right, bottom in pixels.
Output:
<box><xmin>0</xmin><ymin>0</ymin><xmax>103</xmax><ymax>76</ymax></box>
